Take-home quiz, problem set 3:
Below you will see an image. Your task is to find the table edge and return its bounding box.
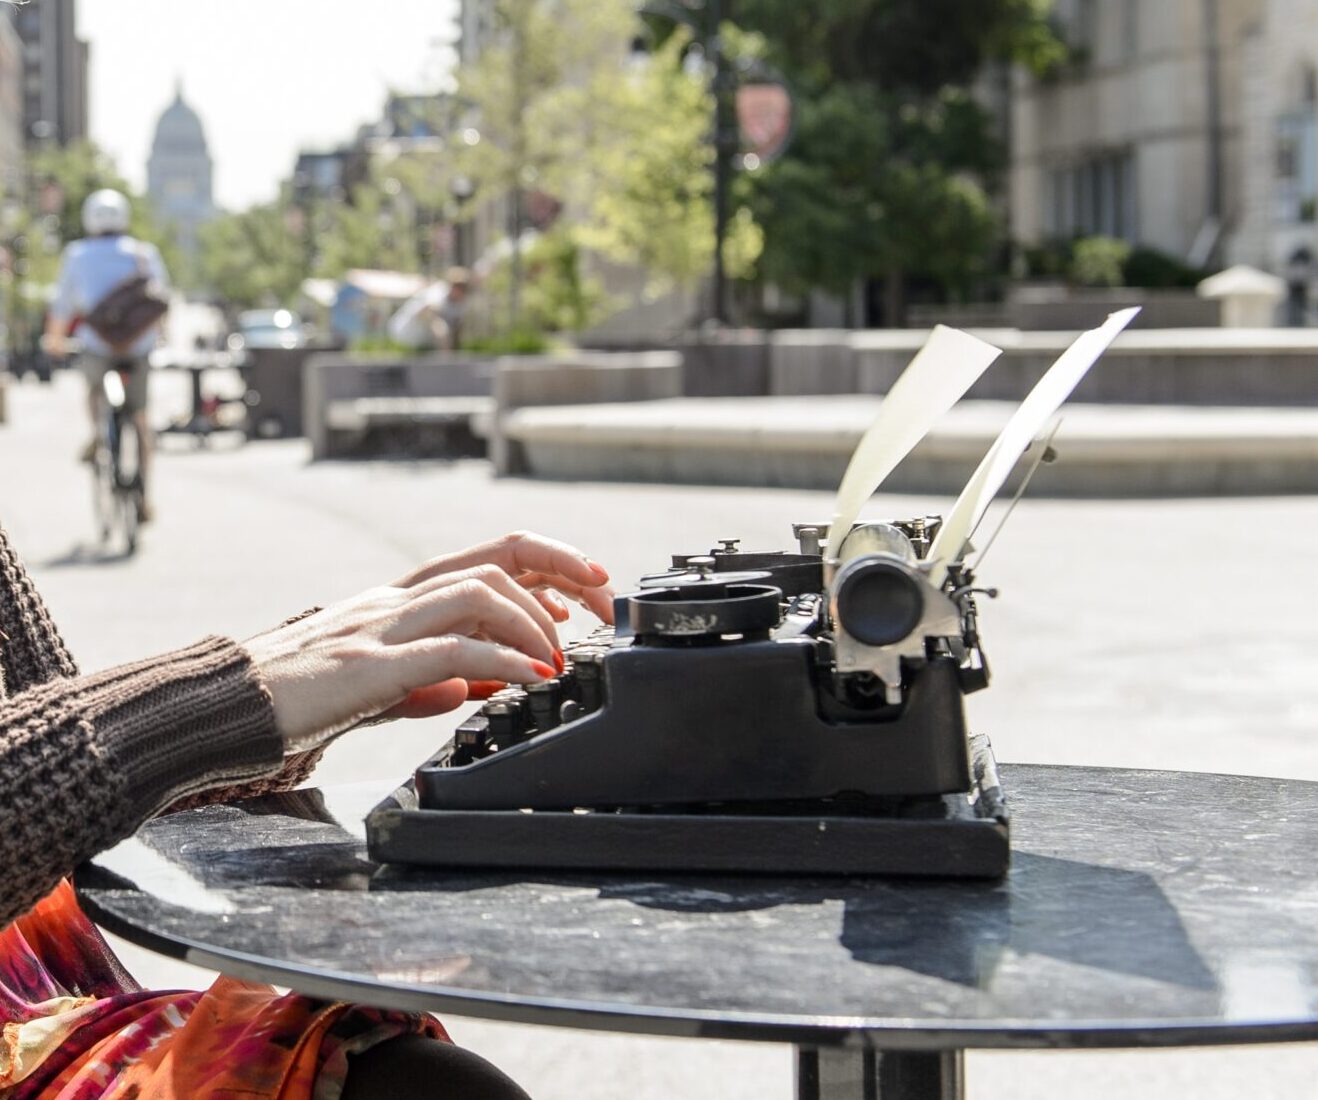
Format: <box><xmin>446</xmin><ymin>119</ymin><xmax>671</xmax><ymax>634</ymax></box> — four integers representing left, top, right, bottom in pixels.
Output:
<box><xmin>75</xmin><ymin>878</ymin><xmax>1318</xmax><ymax>1051</ymax></box>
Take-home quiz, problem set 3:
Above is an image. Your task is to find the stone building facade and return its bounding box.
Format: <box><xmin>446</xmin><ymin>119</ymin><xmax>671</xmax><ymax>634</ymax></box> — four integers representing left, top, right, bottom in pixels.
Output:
<box><xmin>12</xmin><ymin>0</ymin><xmax>86</xmax><ymax>148</ymax></box>
<box><xmin>1010</xmin><ymin>0</ymin><xmax>1318</xmax><ymax>279</ymax></box>
<box><xmin>0</xmin><ymin>11</ymin><xmax>25</xmax><ymax>198</ymax></box>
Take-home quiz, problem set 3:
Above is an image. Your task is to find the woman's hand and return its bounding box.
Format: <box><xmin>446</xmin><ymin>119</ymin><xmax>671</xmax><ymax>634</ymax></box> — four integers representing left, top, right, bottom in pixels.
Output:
<box><xmin>394</xmin><ymin>530</ymin><xmax>614</xmax><ymax>625</ymax></box>
<box><xmin>244</xmin><ymin>532</ymin><xmax>614</xmax><ymax>755</ymax></box>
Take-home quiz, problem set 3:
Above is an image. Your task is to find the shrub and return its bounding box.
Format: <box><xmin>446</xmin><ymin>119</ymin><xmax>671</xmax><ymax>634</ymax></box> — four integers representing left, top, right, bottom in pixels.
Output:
<box><xmin>1122</xmin><ymin>246</ymin><xmax>1206</xmax><ymax>288</ymax></box>
<box><xmin>1069</xmin><ymin>236</ymin><xmax>1132</xmax><ymax>287</ymax></box>
<box><xmin>347</xmin><ymin>335</ymin><xmax>423</xmax><ymax>357</ymax></box>
<box><xmin>460</xmin><ymin>330</ymin><xmax>551</xmax><ymax>355</ymax></box>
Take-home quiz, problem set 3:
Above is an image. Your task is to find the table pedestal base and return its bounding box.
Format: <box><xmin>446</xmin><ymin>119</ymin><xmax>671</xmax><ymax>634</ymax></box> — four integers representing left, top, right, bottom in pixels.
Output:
<box><xmin>795</xmin><ymin>1047</ymin><xmax>963</xmax><ymax>1100</ymax></box>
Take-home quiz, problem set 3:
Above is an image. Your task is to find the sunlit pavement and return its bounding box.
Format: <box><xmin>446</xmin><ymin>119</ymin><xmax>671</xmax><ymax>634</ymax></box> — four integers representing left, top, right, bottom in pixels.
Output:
<box><xmin>4</xmin><ymin>369</ymin><xmax>1318</xmax><ymax>1099</ymax></box>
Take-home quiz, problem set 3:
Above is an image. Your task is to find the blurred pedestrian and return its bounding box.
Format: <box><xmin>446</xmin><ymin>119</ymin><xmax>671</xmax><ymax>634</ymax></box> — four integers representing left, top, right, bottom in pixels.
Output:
<box><xmin>437</xmin><ymin>266</ymin><xmax>471</xmax><ymax>349</ymax></box>
<box><xmin>387</xmin><ymin>267</ymin><xmax>472</xmax><ymax>351</ymax></box>
<box><xmin>44</xmin><ymin>189</ymin><xmax>169</xmax><ymax>522</ymax></box>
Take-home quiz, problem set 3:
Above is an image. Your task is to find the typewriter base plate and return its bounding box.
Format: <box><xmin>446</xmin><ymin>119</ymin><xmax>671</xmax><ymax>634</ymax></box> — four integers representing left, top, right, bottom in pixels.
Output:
<box><xmin>366</xmin><ymin>735</ymin><xmax>1009</xmax><ymax>879</ymax></box>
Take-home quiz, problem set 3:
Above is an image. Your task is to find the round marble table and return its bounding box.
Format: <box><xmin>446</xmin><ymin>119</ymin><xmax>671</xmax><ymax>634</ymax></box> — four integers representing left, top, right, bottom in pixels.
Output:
<box><xmin>74</xmin><ymin>765</ymin><xmax>1318</xmax><ymax>1100</ymax></box>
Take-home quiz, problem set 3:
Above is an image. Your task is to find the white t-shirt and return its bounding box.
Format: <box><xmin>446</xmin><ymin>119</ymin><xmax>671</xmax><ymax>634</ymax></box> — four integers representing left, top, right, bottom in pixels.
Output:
<box><xmin>49</xmin><ymin>235</ymin><xmax>171</xmax><ymax>358</ymax></box>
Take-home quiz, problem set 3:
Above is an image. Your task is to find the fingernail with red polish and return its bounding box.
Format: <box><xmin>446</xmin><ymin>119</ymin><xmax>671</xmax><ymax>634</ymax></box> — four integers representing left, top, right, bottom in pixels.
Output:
<box><xmin>466</xmin><ymin>680</ymin><xmax>507</xmax><ymax>700</ymax></box>
<box><xmin>552</xmin><ymin>649</ymin><xmax>565</xmax><ymax>674</ymax></box>
<box><xmin>530</xmin><ymin>660</ymin><xmax>556</xmax><ymax>680</ymax></box>
<box><xmin>586</xmin><ymin>559</ymin><xmax>610</xmax><ymax>582</ymax></box>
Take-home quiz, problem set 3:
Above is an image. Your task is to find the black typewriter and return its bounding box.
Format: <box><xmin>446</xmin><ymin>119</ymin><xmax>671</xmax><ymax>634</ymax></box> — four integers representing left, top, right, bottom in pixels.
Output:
<box><xmin>366</xmin><ymin>518</ymin><xmax>1008</xmax><ymax>879</ymax></box>
<box><xmin>365</xmin><ymin>309</ymin><xmax>1138</xmax><ymax>879</ymax></box>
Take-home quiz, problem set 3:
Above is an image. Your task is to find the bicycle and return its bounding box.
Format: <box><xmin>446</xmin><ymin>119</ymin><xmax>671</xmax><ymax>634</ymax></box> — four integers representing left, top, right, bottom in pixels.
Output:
<box><xmin>89</xmin><ymin>359</ymin><xmax>147</xmax><ymax>556</ymax></box>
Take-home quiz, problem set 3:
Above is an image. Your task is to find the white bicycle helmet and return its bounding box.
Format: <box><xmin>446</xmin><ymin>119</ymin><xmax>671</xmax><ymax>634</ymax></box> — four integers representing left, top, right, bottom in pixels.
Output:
<box><xmin>81</xmin><ymin>188</ymin><xmax>131</xmax><ymax>236</ymax></box>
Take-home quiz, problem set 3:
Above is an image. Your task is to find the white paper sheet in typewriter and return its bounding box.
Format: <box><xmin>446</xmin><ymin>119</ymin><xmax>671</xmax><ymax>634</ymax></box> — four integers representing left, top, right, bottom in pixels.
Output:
<box><xmin>822</xmin><ymin>306</ymin><xmax>1138</xmax><ymax>579</ymax></box>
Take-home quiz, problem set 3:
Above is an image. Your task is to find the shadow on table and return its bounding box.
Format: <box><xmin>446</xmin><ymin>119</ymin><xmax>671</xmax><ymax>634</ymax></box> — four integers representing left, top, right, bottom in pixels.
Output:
<box><xmin>136</xmin><ymin>789</ymin><xmax>1216</xmax><ymax>996</ymax></box>
<box><xmin>370</xmin><ymin>852</ymin><xmax>1214</xmax><ymax>993</ymax></box>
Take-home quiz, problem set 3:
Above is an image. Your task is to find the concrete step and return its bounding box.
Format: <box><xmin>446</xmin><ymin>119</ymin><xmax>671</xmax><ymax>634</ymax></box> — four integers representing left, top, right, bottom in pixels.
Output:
<box><xmin>500</xmin><ymin>395</ymin><xmax>1318</xmax><ymax>496</ymax></box>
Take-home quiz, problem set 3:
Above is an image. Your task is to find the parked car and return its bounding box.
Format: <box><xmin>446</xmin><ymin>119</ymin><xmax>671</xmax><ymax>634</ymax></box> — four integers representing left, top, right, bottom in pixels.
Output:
<box><xmin>227</xmin><ymin>309</ymin><xmax>306</xmax><ymax>352</ymax></box>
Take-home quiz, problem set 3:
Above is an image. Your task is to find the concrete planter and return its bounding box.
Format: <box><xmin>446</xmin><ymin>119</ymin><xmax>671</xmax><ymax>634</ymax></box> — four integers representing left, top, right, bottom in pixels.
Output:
<box><xmin>767</xmin><ymin>329</ymin><xmax>858</xmax><ymax>395</ymax></box>
<box><xmin>303</xmin><ymin>352</ymin><xmax>497</xmax><ymax>460</ymax></box>
<box><xmin>490</xmin><ymin>350</ymin><xmax>682</xmax><ymax>475</ymax></box>
<box><xmin>675</xmin><ymin>331</ymin><xmax>770</xmax><ymax>397</ymax></box>
<box><xmin>853</xmin><ymin>328</ymin><xmax>1318</xmax><ymax>405</ymax></box>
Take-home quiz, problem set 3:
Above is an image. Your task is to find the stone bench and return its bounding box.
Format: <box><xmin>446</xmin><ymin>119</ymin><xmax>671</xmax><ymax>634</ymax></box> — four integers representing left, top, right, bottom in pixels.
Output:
<box><xmin>323</xmin><ymin>395</ymin><xmax>494</xmax><ymax>459</ymax></box>
<box><xmin>304</xmin><ymin>353</ymin><xmax>496</xmax><ymax>460</ymax></box>
<box><xmin>499</xmin><ymin>394</ymin><xmax>1318</xmax><ymax>495</ymax></box>
<box><xmin>489</xmin><ymin>350</ymin><xmax>683</xmax><ymax>475</ymax></box>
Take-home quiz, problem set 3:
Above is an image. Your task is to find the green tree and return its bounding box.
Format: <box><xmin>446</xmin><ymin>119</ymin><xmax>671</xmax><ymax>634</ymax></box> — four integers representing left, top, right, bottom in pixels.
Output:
<box><xmin>197</xmin><ymin>201</ymin><xmax>305</xmax><ymax>309</ymax></box>
<box><xmin>454</xmin><ymin>0</ymin><xmax>637</xmax><ymax>330</ymax></box>
<box><xmin>478</xmin><ymin>224</ymin><xmax>607</xmax><ymax>335</ymax></box>
<box><xmin>19</xmin><ymin>141</ymin><xmax>179</xmax><ymax>286</ymax></box>
<box><xmin>734</xmin><ymin>0</ymin><xmax>1064</xmax><ymax>322</ymax></box>
<box><xmin>312</xmin><ymin>183</ymin><xmax>421</xmax><ymax>279</ymax></box>
<box><xmin>582</xmin><ymin>30</ymin><xmax>760</xmax><ymax>294</ymax></box>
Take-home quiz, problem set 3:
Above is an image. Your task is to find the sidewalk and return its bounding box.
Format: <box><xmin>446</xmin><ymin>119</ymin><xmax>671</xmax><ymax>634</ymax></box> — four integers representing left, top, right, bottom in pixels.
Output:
<box><xmin>4</xmin><ymin>370</ymin><xmax>1318</xmax><ymax>1099</ymax></box>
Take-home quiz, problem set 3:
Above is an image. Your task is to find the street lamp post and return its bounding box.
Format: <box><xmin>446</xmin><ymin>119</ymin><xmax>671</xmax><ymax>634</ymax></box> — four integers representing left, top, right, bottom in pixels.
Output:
<box><xmin>709</xmin><ymin>0</ymin><xmax>736</xmax><ymax>324</ymax></box>
<box><xmin>450</xmin><ymin>175</ymin><xmax>475</xmax><ymax>268</ymax></box>
<box><xmin>641</xmin><ymin>0</ymin><xmax>736</xmax><ymax>325</ymax></box>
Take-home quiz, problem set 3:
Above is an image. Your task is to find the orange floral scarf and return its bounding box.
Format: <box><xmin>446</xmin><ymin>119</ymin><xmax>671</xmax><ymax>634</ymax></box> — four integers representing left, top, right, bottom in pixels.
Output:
<box><xmin>0</xmin><ymin>881</ymin><xmax>448</xmax><ymax>1099</ymax></box>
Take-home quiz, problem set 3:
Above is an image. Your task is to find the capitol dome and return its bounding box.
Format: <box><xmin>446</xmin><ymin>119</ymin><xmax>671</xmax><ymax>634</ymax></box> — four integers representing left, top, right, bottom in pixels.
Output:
<box><xmin>151</xmin><ymin>88</ymin><xmax>208</xmax><ymax>153</ymax></box>
<box><xmin>147</xmin><ymin>81</ymin><xmax>215</xmax><ymax>266</ymax></box>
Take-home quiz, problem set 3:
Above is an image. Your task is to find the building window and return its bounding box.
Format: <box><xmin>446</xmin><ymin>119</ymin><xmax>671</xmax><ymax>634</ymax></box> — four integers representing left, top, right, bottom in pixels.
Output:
<box><xmin>1059</xmin><ymin>0</ymin><xmax>1101</xmax><ymax>66</ymax></box>
<box><xmin>1276</xmin><ymin>112</ymin><xmax>1318</xmax><ymax>222</ymax></box>
<box><xmin>1046</xmin><ymin>150</ymin><xmax>1137</xmax><ymax>241</ymax></box>
<box><xmin>1120</xmin><ymin>0</ymin><xmax>1139</xmax><ymax>62</ymax></box>
<box><xmin>1075</xmin><ymin>0</ymin><xmax>1098</xmax><ymax>48</ymax></box>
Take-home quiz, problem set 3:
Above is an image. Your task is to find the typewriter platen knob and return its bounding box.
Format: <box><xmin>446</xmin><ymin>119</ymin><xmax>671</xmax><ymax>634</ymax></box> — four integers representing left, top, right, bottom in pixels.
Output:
<box><xmin>832</xmin><ymin>558</ymin><xmax>924</xmax><ymax>647</ymax></box>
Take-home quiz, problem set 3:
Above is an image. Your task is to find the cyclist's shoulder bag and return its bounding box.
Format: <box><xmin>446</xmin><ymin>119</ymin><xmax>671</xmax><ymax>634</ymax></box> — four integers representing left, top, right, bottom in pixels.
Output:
<box><xmin>83</xmin><ymin>245</ymin><xmax>168</xmax><ymax>352</ymax></box>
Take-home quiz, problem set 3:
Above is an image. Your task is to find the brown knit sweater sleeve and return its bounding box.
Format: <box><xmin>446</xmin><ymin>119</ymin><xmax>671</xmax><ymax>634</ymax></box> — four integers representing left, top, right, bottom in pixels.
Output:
<box><xmin>0</xmin><ymin>636</ymin><xmax>285</xmax><ymax>928</ymax></box>
<box><xmin>0</xmin><ymin>524</ymin><xmax>77</xmax><ymax>694</ymax></box>
<box><xmin>0</xmin><ymin>523</ymin><xmax>298</xmax><ymax>928</ymax></box>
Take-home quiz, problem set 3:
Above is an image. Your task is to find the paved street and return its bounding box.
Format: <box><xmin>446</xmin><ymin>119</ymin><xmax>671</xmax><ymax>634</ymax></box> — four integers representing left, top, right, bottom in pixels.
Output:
<box><xmin>3</xmin><ymin>369</ymin><xmax>1318</xmax><ymax>1098</ymax></box>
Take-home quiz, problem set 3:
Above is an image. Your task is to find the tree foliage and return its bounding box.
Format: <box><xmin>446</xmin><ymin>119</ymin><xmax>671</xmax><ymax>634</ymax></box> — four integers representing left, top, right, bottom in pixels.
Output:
<box><xmin>582</xmin><ymin>31</ymin><xmax>759</xmax><ymax>291</ymax></box>
<box><xmin>197</xmin><ymin>200</ymin><xmax>305</xmax><ymax>309</ymax></box>
<box><xmin>312</xmin><ymin>183</ymin><xmax>421</xmax><ymax>279</ymax></box>
<box><xmin>735</xmin><ymin>0</ymin><xmax>1062</xmax><ymax>314</ymax></box>
<box><xmin>745</xmin><ymin>82</ymin><xmax>998</xmax><ymax>297</ymax></box>
<box><xmin>478</xmin><ymin>224</ymin><xmax>607</xmax><ymax>334</ymax></box>
<box><xmin>14</xmin><ymin>141</ymin><xmax>180</xmax><ymax>287</ymax></box>
<box><xmin>454</xmin><ymin>0</ymin><xmax>755</xmax><ymax>329</ymax></box>
<box><xmin>735</xmin><ymin>0</ymin><xmax>1063</xmax><ymax>91</ymax></box>
<box><xmin>453</xmin><ymin>0</ymin><xmax>638</xmax><ymax>329</ymax></box>
<box><xmin>455</xmin><ymin>0</ymin><xmax>635</xmax><ymax>213</ymax></box>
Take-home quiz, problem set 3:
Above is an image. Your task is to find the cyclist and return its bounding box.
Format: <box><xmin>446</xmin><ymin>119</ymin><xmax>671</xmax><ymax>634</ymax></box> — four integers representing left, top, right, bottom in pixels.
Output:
<box><xmin>44</xmin><ymin>189</ymin><xmax>170</xmax><ymax>523</ymax></box>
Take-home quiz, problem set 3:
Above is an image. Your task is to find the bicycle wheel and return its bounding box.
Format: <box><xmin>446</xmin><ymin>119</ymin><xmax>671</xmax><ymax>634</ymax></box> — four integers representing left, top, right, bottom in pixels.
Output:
<box><xmin>113</xmin><ymin>412</ymin><xmax>142</xmax><ymax>555</ymax></box>
<box><xmin>90</xmin><ymin>440</ymin><xmax>117</xmax><ymax>545</ymax></box>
